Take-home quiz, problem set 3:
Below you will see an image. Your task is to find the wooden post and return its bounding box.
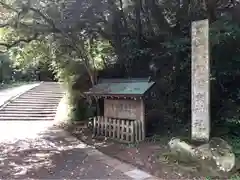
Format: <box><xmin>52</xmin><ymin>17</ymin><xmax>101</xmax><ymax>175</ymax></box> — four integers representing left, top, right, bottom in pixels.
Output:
<box><xmin>135</xmin><ymin>121</ymin><xmax>139</xmax><ymax>142</ymax></box>
<box><xmin>108</xmin><ymin>118</ymin><xmax>111</xmax><ymax>137</ymax></box>
<box><xmin>131</xmin><ymin>121</ymin><xmax>134</xmax><ymax>142</ymax></box>
<box><xmin>113</xmin><ymin>119</ymin><xmax>116</xmax><ymax>139</ymax></box>
<box><xmin>93</xmin><ymin>117</ymin><xmax>96</xmax><ymax>136</ymax></box>
<box><xmin>191</xmin><ymin>19</ymin><xmax>210</xmax><ymax>142</ymax></box>
<box><xmin>126</xmin><ymin>121</ymin><xmax>130</xmax><ymax>142</ymax></box>
<box><xmin>96</xmin><ymin>116</ymin><xmax>100</xmax><ymax>135</ymax></box>
<box><xmin>104</xmin><ymin>117</ymin><xmax>108</xmax><ymax>137</ymax></box>
<box><xmin>117</xmin><ymin>119</ymin><xmax>120</xmax><ymax>139</ymax></box>
<box><xmin>140</xmin><ymin>99</ymin><xmax>145</xmax><ymax>141</ymax></box>
<box><xmin>121</xmin><ymin>120</ymin><xmax>125</xmax><ymax>141</ymax></box>
<box><xmin>100</xmin><ymin>116</ymin><xmax>104</xmax><ymax>135</ymax></box>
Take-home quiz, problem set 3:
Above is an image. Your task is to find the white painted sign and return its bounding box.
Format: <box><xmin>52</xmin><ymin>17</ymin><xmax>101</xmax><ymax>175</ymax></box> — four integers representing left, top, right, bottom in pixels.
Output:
<box><xmin>191</xmin><ymin>19</ymin><xmax>210</xmax><ymax>142</ymax></box>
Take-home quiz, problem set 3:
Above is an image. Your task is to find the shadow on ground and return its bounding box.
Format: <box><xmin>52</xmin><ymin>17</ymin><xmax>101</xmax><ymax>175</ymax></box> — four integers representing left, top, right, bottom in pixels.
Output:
<box><xmin>0</xmin><ymin>127</ymin><xmax>125</xmax><ymax>179</ymax></box>
<box><xmin>65</xmin><ymin>123</ymin><xmax>240</xmax><ymax>180</ymax></box>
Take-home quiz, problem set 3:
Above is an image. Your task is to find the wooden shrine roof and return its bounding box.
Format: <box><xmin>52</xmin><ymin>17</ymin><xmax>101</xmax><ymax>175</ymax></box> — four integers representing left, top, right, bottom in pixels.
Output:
<box><xmin>84</xmin><ymin>78</ymin><xmax>155</xmax><ymax>98</ymax></box>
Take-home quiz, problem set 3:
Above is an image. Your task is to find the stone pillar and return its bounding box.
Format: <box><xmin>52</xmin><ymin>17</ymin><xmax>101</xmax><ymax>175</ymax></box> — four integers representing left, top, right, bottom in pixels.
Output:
<box><xmin>191</xmin><ymin>19</ymin><xmax>210</xmax><ymax>142</ymax></box>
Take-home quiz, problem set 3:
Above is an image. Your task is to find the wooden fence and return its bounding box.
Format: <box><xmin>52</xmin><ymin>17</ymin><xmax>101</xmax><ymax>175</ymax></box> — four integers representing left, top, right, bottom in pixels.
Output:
<box><xmin>92</xmin><ymin>116</ymin><xmax>143</xmax><ymax>143</ymax></box>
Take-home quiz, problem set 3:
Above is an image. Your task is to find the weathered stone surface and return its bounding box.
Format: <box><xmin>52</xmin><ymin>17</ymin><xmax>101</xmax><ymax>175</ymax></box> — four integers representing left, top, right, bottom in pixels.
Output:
<box><xmin>209</xmin><ymin>137</ymin><xmax>235</xmax><ymax>172</ymax></box>
<box><xmin>191</xmin><ymin>19</ymin><xmax>210</xmax><ymax>142</ymax></box>
<box><xmin>168</xmin><ymin>138</ymin><xmax>196</xmax><ymax>163</ymax></box>
<box><xmin>168</xmin><ymin>138</ymin><xmax>235</xmax><ymax>174</ymax></box>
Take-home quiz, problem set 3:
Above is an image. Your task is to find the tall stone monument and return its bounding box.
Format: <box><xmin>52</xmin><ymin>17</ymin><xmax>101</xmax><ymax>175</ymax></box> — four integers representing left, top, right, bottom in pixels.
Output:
<box><xmin>191</xmin><ymin>19</ymin><xmax>210</xmax><ymax>142</ymax></box>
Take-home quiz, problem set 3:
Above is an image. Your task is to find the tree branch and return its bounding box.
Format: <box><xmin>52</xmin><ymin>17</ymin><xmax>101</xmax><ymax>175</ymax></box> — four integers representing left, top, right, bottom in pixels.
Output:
<box><xmin>0</xmin><ymin>33</ymin><xmax>39</xmax><ymax>49</ymax></box>
<box><xmin>32</xmin><ymin>7</ymin><xmax>98</xmax><ymax>86</ymax></box>
<box><xmin>0</xmin><ymin>23</ymin><xmax>9</xmax><ymax>28</ymax></box>
<box><xmin>0</xmin><ymin>1</ymin><xmax>18</xmax><ymax>13</ymax></box>
<box><xmin>0</xmin><ymin>2</ymin><xmax>97</xmax><ymax>86</ymax></box>
<box><xmin>29</xmin><ymin>7</ymin><xmax>59</xmax><ymax>31</ymax></box>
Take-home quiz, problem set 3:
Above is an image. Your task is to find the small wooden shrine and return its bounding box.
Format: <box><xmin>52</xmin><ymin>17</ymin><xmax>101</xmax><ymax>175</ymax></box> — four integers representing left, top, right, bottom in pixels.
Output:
<box><xmin>84</xmin><ymin>78</ymin><xmax>156</xmax><ymax>143</ymax></box>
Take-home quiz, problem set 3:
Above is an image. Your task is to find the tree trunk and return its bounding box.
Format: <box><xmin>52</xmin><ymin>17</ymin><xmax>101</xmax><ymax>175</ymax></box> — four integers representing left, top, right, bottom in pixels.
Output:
<box><xmin>135</xmin><ymin>0</ymin><xmax>142</xmax><ymax>47</ymax></box>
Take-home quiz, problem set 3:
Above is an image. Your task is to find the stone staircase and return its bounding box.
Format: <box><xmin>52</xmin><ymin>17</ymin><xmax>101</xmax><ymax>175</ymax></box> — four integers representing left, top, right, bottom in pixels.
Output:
<box><xmin>0</xmin><ymin>82</ymin><xmax>65</xmax><ymax>121</ymax></box>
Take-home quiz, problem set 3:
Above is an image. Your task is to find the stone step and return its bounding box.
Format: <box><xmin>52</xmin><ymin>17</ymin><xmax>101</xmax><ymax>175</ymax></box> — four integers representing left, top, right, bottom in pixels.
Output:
<box><xmin>27</xmin><ymin>87</ymin><xmax>62</xmax><ymax>90</ymax></box>
<box><xmin>13</xmin><ymin>101</ymin><xmax>60</xmax><ymax>105</ymax></box>
<box><xmin>37</xmin><ymin>83</ymin><xmax>61</xmax><ymax>85</ymax></box>
<box><xmin>9</xmin><ymin>101</ymin><xmax>60</xmax><ymax>105</ymax></box>
<box><xmin>6</xmin><ymin>104</ymin><xmax>59</xmax><ymax>108</ymax></box>
<box><xmin>28</xmin><ymin>87</ymin><xmax>63</xmax><ymax>90</ymax></box>
<box><xmin>15</xmin><ymin>100</ymin><xmax>61</xmax><ymax>104</ymax></box>
<box><xmin>16</xmin><ymin>97</ymin><xmax>62</xmax><ymax>101</ymax></box>
<box><xmin>0</xmin><ymin>113</ymin><xmax>56</xmax><ymax>117</ymax></box>
<box><xmin>30</xmin><ymin>91</ymin><xmax>63</xmax><ymax>93</ymax></box>
<box><xmin>0</xmin><ymin>116</ymin><xmax>55</xmax><ymax>121</ymax></box>
<box><xmin>0</xmin><ymin>110</ymin><xmax>56</xmax><ymax>114</ymax></box>
<box><xmin>37</xmin><ymin>89</ymin><xmax>61</xmax><ymax>90</ymax></box>
<box><xmin>20</xmin><ymin>93</ymin><xmax>63</xmax><ymax>97</ymax></box>
<box><xmin>25</xmin><ymin>92</ymin><xmax>64</xmax><ymax>95</ymax></box>
<box><xmin>34</xmin><ymin>86</ymin><xmax>62</xmax><ymax>87</ymax></box>
<box><xmin>35</xmin><ymin>85</ymin><xmax>62</xmax><ymax>87</ymax></box>
<box><xmin>20</xmin><ymin>93</ymin><xmax>64</xmax><ymax>98</ymax></box>
<box><xmin>39</xmin><ymin>83</ymin><xmax>61</xmax><ymax>85</ymax></box>
<box><xmin>2</xmin><ymin>107</ymin><xmax>57</xmax><ymax>111</ymax></box>
<box><xmin>13</xmin><ymin>100</ymin><xmax>61</xmax><ymax>103</ymax></box>
<box><xmin>35</xmin><ymin>86</ymin><xmax>62</xmax><ymax>88</ymax></box>
<box><xmin>41</xmin><ymin>81</ymin><xmax>62</xmax><ymax>85</ymax></box>
<box><xmin>40</xmin><ymin>83</ymin><xmax>61</xmax><ymax>84</ymax></box>
<box><xmin>5</xmin><ymin>107</ymin><xmax>58</xmax><ymax>111</ymax></box>
<box><xmin>30</xmin><ymin>89</ymin><xmax>63</xmax><ymax>91</ymax></box>
<box><xmin>0</xmin><ymin>82</ymin><xmax>64</xmax><ymax>121</ymax></box>
<box><xmin>21</xmin><ymin>92</ymin><xmax>64</xmax><ymax>95</ymax></box>
<box><xmin>32</xmin><ymin>95</ymin><xmax>63</xmax><ymax>97</ymax></box>
<box><xmin>28</xmin><ymin>87</ymin><xmax>63</xmax><ymax>89</ymax></box>
<box><xmin>38</xmin><ymin>86</ymin><xmax>62</xmax><ymax>88</ymax></box>
<box><xmin>27</xmin><ymin>89</ymin><xmax>63</xmax><ymax>94</ymax></box>
<box><xmin>18</xmin><ymin>95</ymin><xmax>62</xmax><ymax>98</ymax></box>
<box><xmin>36</xmin><ymin>84</ymin><xmax>60</xmax><ymax>85</ymax></box>
<box><xmin>34</xmin><ymin>91</ymin><xmax>63</xmax><ymax>93</ymax></box>
<box><xmin>35</xmin><ymin>84</ymin><xmax>61</xmax><ymax>86</ymax></box>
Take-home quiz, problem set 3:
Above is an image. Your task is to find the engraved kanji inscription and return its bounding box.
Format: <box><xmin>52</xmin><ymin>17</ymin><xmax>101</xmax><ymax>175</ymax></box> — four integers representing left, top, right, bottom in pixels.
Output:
<box><xmin>191</xmin><ymin>19</ymin><xmax>210</xmax><ymax>142</ymax></box>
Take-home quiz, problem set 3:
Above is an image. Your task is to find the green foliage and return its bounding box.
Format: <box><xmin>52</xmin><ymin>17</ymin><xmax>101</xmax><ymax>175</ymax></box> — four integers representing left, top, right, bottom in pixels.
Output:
<box><xmin>0</xmin><ymin>0</ymin><xmax>239</xmax><ymax>140</ymax></box>
<box><xmin>0</xmin><ymin>54</ymin><xmax>12</xmax><ymax>83</ymax></box>
<box><xmin>230</xmin><ymin>175</ymin><xmax>240</xmax><ymax>180</ymax></box>
<box><xmin>67</xmin><ymin>89</ymin><xmax>95</xmax><ymax>122</ymax></box>
<box><xmin>230</xmin><ymin>138</ymin><xmax>240</xmax><ymax>158</ymax></box>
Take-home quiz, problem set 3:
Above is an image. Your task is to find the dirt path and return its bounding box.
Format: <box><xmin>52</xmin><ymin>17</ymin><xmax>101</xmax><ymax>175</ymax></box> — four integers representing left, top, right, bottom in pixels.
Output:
<box><xmin>0</xmin><ymin>127</ymin><xmax>131</xmax><ymax>179</ymax></box>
